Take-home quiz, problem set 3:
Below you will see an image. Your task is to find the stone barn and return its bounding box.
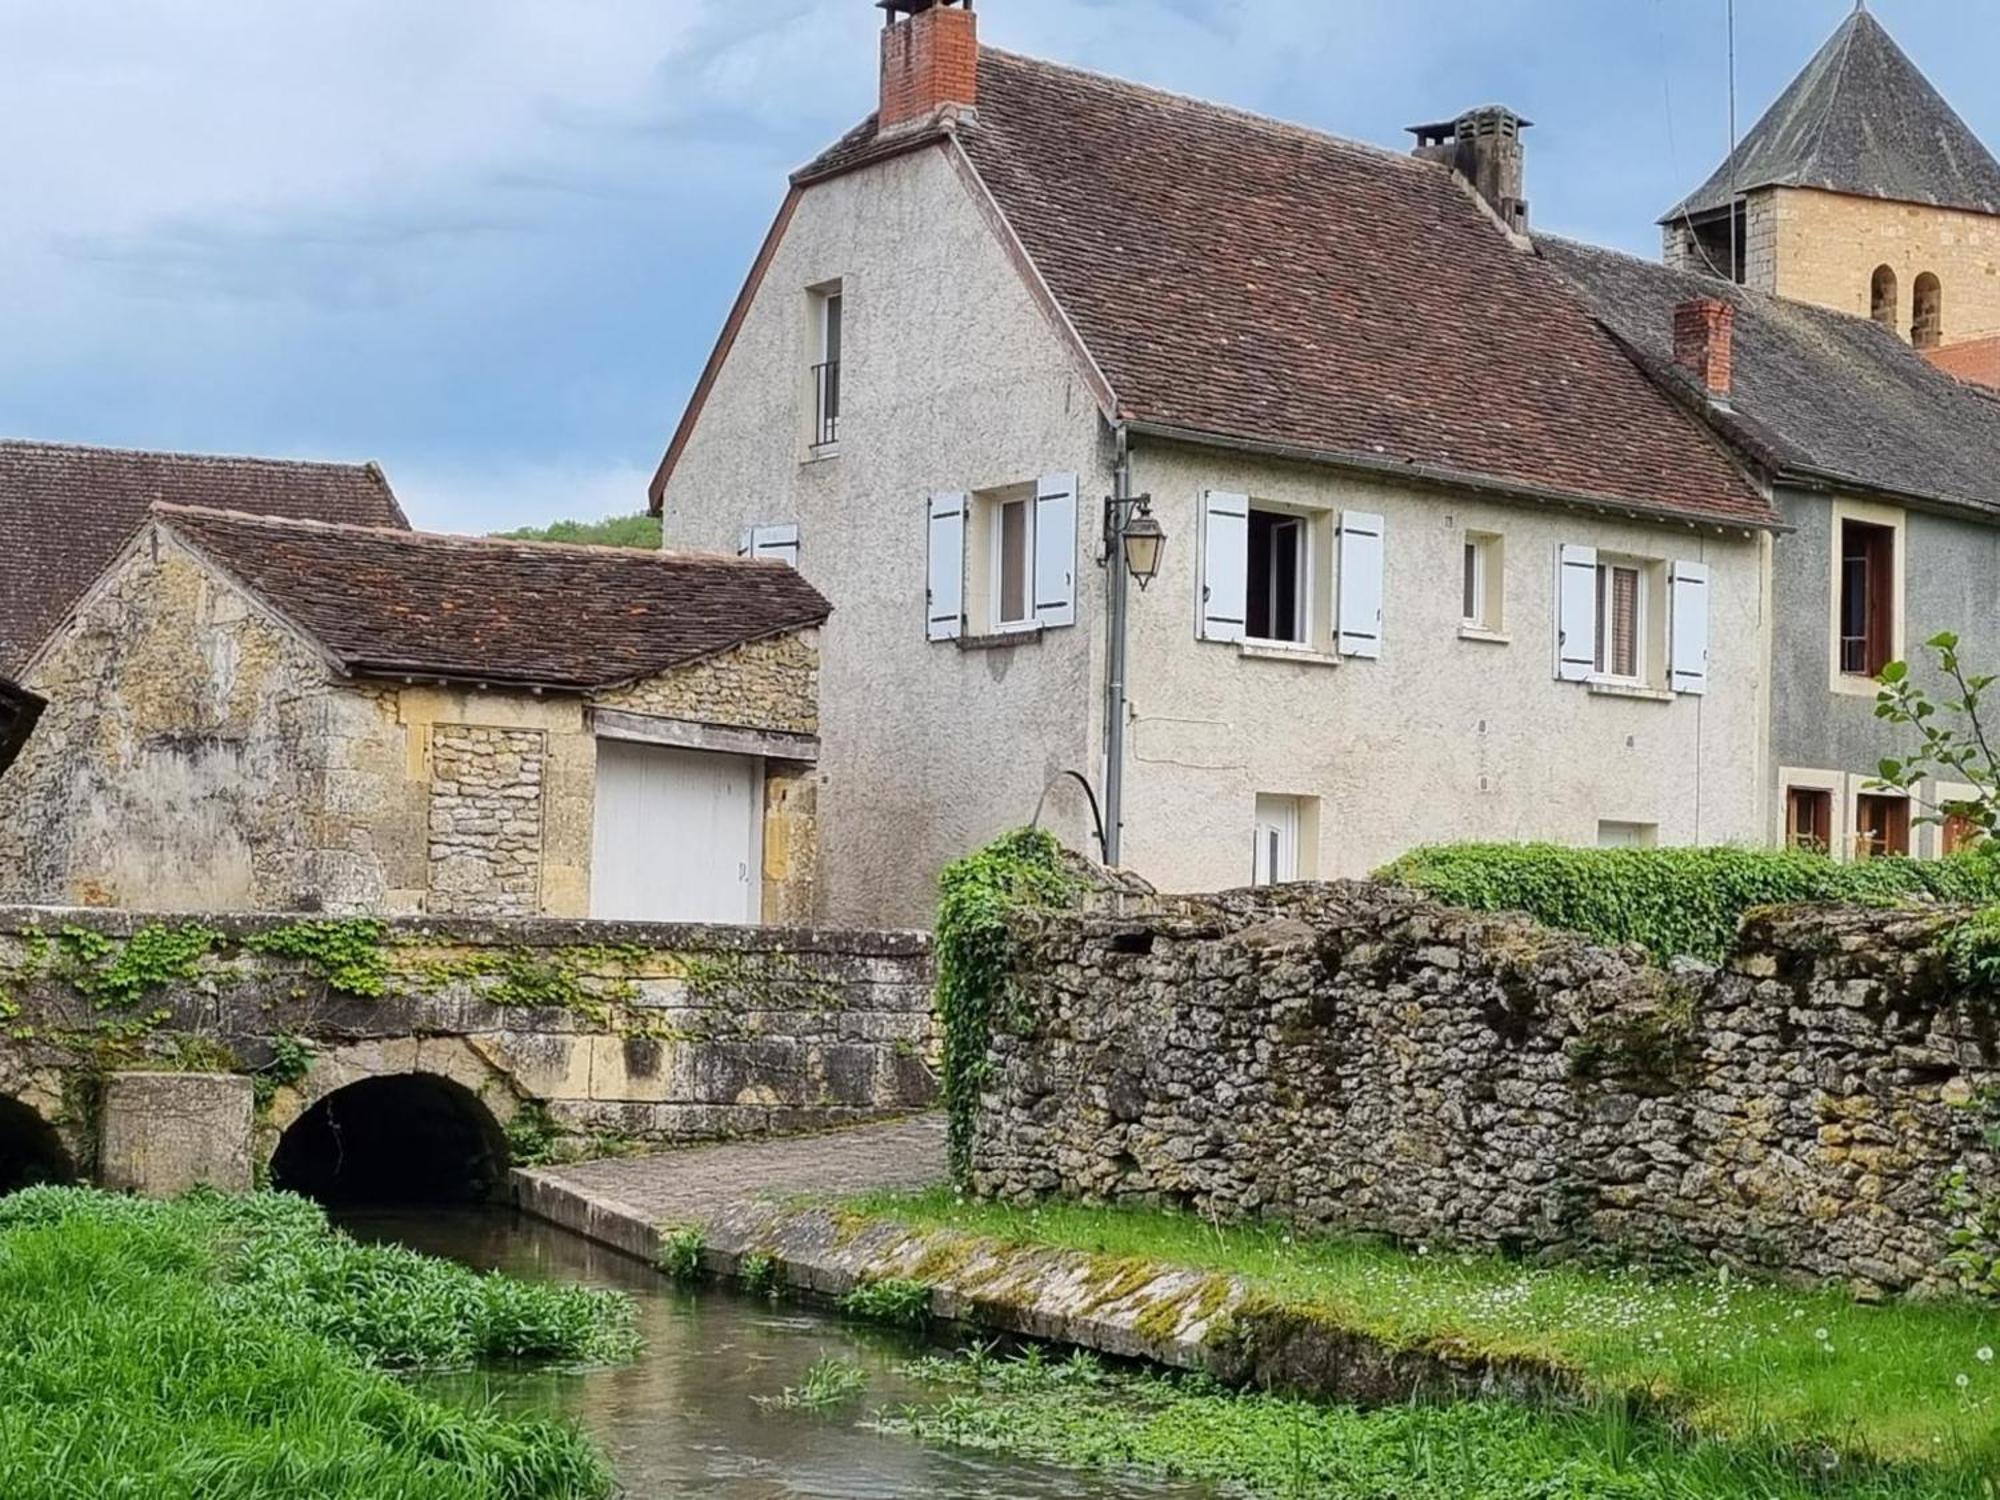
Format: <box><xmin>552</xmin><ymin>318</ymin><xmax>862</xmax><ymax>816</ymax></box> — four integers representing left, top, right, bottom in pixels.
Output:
<box><xmin>0</xmin><ymin>504</ymin><xmax>831</xmax><ymax>923</ymax></box>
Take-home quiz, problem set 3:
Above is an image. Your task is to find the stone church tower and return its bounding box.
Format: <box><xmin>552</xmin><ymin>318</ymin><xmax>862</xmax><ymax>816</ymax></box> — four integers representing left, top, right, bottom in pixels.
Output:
<box><xmin>1661</xmin><ymin>6</ymin><xmax>2000</xmax><ymax>358</ymax></box>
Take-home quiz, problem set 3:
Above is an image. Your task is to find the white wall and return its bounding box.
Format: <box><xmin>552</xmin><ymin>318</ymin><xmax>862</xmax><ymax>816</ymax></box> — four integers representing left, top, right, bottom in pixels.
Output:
<box><xmin>662</xmin><ymin>144</ymin><xmax>1111</xmax><ymax>926</ymax></box>
<box><xmin>1118</xmin><ymin>440</ymin><xmax>1769</xmax><ymax>891</ymax></box>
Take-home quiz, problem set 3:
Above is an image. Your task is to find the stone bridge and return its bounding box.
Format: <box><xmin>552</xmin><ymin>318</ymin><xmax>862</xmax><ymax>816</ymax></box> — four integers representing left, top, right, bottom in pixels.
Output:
<box><xmin>0</xmin><ymin>907</ymin><xmax>934</xmax><ymax>1201</ymax></box>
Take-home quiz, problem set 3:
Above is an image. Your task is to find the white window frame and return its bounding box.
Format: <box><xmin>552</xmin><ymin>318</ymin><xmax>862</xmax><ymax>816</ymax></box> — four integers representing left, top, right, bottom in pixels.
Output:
<box><xmin>1461</xmin><ymin>531</ymin><xmax>1504</xmax><ymax>636</ymax></box>
<box><xmin>989</xmin><ymin>491</ymin><xmax>1038</xmax><ymax>634</ymax></box>
<box><xmin>808</xmin><ymin>281</ymin><xmax>843</xmax><ymax>454</ymax></box>
<box><xmin>1246</xmin><ymin>503</ymin><xmax>1314</xmax><ymax>649</ymax></box>
<box><xmin>1252</xmin><ymin>794</ymin><xmax>1316</xmax><ymax>886</ymax></box>
<box><xmin>1592</xmin><ymin>558</ymin><xmax>1649</xmax><ymax>686</ymax></box>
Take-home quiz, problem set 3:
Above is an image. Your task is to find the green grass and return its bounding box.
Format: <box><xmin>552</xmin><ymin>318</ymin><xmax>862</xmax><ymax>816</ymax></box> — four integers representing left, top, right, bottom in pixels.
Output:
<box><xmin>885</xmin><ymin>1346</ymin><xmax>1991</xmax><ymax>1500</ymax></box>
<box><xmin>755</xmin><ymin>1356</ymin><xmax>870</xmax><ymax>1413</ymax></box>
<box><xmin>0</xmin><ymin>1187</ymin><xmax>634</xmax><ymax>1498</ymax></box>
<box><xmin>847</xmin><ymin>1191</ymin><xmax>2000</xmax><ymax>1468</ymax></box>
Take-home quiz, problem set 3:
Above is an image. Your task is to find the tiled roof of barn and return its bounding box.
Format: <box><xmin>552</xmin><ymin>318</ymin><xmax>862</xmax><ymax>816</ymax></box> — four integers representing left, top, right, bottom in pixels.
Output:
<box><xmin>1664</xmin><ymin>9</ymin><xmax>2000</xmax><ymax>222</ymax></box>
<box><xmin>0</xmin><ymin>439</ymin><xmax>408</xmax><ymax>672</ymax></box>
<box><xmin>795</xmin><ymin>49</ymin><xmax>1777</xmax><ymax>530</ymax></box>
<box><xmin>156</xmin><ymin>505</ymin><xmax>831</xmax><ymax>692</ymax></box>
<box><xmin>1543</xmin><ymin>236</ymin><xmax>2000</xmax><ymax>518</ymax></box>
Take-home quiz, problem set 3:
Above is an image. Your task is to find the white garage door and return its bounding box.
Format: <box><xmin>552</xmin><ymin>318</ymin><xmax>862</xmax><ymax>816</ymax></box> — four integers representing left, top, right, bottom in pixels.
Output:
<box><xmin>590</xmin><ymin>740</ymin><xmax>762</xmax><ymax>923</ymax></box>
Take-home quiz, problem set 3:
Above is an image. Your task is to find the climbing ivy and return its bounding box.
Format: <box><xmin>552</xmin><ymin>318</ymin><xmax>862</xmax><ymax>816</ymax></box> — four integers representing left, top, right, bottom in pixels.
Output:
<box><xmin>60</xmin><ymin>923</ymin><xmax>218</xmax><ymax>1009</ymax></box>
<box><xmin>935</xmin><ymin>829</ymin><xmax>1079</xmax><ymax>1186</ymax></box>
<box><xmin>241</xmin><ymin>920</ymin><xmax>390</xmax><ymax>999</ymax></box>
<box><xmin>251</xmin><ymin>1035</ymin><xmax>314</xmax><ymax>1111</ymax></box>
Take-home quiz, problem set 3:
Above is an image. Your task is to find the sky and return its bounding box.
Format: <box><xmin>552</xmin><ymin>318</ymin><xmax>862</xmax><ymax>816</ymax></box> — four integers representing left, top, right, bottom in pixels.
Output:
<box><xmin>0</xmin><ymin>1</ymin><xmax>1992</xmax><ymax>535</ymax></box>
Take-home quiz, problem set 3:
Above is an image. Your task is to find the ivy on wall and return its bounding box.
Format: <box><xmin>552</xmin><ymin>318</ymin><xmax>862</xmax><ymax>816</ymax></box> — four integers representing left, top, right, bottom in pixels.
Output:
<box><xmin>1378</xmin><ymin>844</ymin><xmax>2000</xmax><ymax>964</ymax></box>
<box><xmin>935</xmin><ymin>829</ymin><xmax>1078</xmax><ymax>1185</ymax></box>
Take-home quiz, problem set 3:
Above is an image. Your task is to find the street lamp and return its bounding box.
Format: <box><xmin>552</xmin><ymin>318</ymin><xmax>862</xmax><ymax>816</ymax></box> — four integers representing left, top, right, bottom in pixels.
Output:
<box><xmin>1105</xmin><ymin>494</ymin><xmax>1166</xmax><ymax>589</ymax></box>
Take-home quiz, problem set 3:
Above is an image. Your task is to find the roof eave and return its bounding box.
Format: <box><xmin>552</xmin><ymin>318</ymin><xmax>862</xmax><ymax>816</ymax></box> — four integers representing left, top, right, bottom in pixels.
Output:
<box><xmin>1123</xmin><ymin>420</ymin><xmax>1783</xmax><ymax>534</ymax></box>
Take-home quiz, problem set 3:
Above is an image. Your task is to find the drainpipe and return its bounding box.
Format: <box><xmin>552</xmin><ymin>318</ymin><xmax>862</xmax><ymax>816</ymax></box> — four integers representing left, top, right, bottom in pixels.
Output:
<box><xmin>1102</xmin><ymin>424</ymin><xmax>1133</xmax><ymax>866</ymax></box>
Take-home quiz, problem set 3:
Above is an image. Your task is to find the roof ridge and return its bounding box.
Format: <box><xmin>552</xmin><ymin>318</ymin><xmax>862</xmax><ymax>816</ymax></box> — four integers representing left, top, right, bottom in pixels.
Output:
<box><xmin>152</xmin><ymin>502</ymin><xmax>781</xmax><ymax>568</ymax></box>
<box><xmin>0</xmin><ymin>436</ymin><xmax>386</xmax><ymax>476</ymax></box>
<box><xmin>977</xmin><ymin>46</ymin><xmax>1440</xmax><ymax>177</ymax></box>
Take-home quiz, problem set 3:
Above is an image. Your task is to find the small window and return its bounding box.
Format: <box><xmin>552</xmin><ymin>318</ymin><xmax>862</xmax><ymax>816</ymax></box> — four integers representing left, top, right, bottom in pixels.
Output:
<box><xmin>1838</xmin><ymin>520</ymin><xmax>1896</xmax><ymax>677</ymax></box>
<box><xmin>1786</xmin><ymin>787</ymin><xmax>1833</xmax><ymax>852</ymax></box>
<box><xmin>994</xmin><ymin>494</ymin><xmax>1032</xmax><ymax>628</ymax></box>
<box><xmin>810</xmin><ymin>284</ymin><xmax>843</xmax><ymax>448</ymax></box>
<box><xmin>1596</xmin><ymin>821</ymin><xmax>1657</xmax><ymax>849</ymax></box>
<box><xmin>1252</xmin><ymin>794</ymin><xmax>1316</xmax><ymax>885</ymax></box>
<box><xmin>1854</xmin><ymin>793</ymin><xmax>1910</xmax><ymax>860</ymax></box>
<box><xmin>1594</xmin><ymin>562</ymin><xmax>1645</xmax><ymax>682</ymax></box>
<box><xmin>1912</xmin><ymin>273</ymin><xmax>1942</xmax><ymax>350</ymax></box>
<box><xmin>1462</xmin><ymin>532</ymin><xmax>1502</xmax><ymax>631</ymax></box>
<box><xmin>1870</xmin><ymin>265</ymin><xmax>1898</xmax><ymax>329</ymax></box>
<box><xmin>1247</xmin><ymin>508</ymin><xmax>1306</xmax><ymax>644</ymax></box>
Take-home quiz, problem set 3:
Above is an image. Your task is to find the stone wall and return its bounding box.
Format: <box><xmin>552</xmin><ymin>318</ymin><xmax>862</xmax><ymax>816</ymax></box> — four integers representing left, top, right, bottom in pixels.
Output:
<box><xmin>594</xmin><ymin>631</ymin><xmax>821</xmax><ymax>737</ymax></box>
<box><xmin>971</xmin><ymin>881</ymin><xmax>2000</xmax><ymax>1295</ymax></box>
<box><xmin>426</xmin><ymin>725</ymin><xmax>549</xmax><ymax>916</ymax></box>
<box><xmin>0</xmin><ymin>906</ymin><xmax>935</xmax><ymax>1179</ymax></box>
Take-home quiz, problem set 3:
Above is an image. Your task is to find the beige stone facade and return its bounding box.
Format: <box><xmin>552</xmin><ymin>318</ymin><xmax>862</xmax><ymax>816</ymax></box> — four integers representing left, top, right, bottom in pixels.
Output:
<box><xmin>0</xmin><ymin>527</ymin><xmax>823</xmax><ymax>920</ymax></box>
<box><xmin>1668</xmin><ymin>186</ymin><xmax>2000</xmax><ymax>346</ymax></box>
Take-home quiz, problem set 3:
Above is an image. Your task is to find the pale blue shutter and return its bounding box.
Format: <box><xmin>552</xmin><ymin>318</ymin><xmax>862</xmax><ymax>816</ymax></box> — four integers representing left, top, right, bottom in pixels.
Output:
<box><xmin>1033</xmin><ymin>472</ymin><xmax>1078</xmax><ymax>629</ymax></box>
<box><xmin>1199</xmin><ymin>491</ymin><xmax>1249</xmax><ymax>642</ymax></box>
<box><xmin>926</xmin><ymin>494</ymin><xmax>966</xmax><ymax>642</ymax></box>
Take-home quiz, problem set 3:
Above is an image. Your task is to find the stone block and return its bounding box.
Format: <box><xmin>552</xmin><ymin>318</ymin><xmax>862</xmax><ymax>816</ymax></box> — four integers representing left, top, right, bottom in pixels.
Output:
<box><xmin>98</xmin><ymin>1072</ymin><xmax>254</xmax><ymax>1196</ymax></box>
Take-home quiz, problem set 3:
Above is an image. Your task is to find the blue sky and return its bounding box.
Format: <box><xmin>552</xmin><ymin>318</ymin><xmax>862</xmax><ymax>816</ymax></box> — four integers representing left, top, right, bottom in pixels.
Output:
<box><xmin>0</xmin><ymin>1</ymin><xmax>1990</xmax><ymax>533</ymax></box>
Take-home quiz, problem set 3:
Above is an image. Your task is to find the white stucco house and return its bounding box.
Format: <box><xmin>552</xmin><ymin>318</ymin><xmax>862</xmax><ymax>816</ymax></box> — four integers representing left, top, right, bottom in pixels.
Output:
<box><xmin>654</xmin><ymin>0</ymin><xmax>1781</xmax><ymax>925</ymax></box>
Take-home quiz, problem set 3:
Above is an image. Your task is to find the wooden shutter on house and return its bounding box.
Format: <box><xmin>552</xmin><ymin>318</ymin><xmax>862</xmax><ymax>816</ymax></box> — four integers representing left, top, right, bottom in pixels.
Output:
<box><xmin>1556</xmin><ymin>543</ymin><xmax>1598</xmax><ymax>681</ymax></box>
<box><xmin>1033</xmin><ymin>472</ymin><xmax>1078</xmax><ymax>629</ymax></box>
<box><xmin>1669</xmin><ymin>561</ymin><xmax>1710</xmax><ymax>694</ymax></box>
<box><xmin>1337</xmin><ymin>511</ymin><xmax>1385</xmax><ymax>658</ymax></box>
<box><xmin>1199</xmin><ymin>491</ymin><xmax>1249</xmax><ymax>642</ymax></box>
<box><xmin>926</xmin><ymin>493</ymin><xmax>966</xmax><ymax>641</ymax></box>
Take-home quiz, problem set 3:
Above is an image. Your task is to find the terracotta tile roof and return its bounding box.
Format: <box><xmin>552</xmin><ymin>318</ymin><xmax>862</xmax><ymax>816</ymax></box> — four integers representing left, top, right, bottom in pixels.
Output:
<box><xmin>156</xmin><ymin>505</ymin><xmax>830</xmax><ymax>692</ymax></box>
<box><xmin>0</xmin><ymin>439</ymin><xmax>408</xmax><ymax>672</ymax></box>
<box><xmin>1544</xmin><ymin>237</ymin><xmax>2000</xmax><ymax>518</ymax></box>
<box><xmin>0</xmin><ymin>675</ymin><xmax>42</xmax><ymax>779</ymax></box>
<box><xmin>1927</xmin><ymin>336</ymin><xmax>2000</xmax><ymax>394</ymax></box>
<box><xmin>796</xmin><ymin>50</ymin><xmax>1775</xmax><ymax>530</ymax></box>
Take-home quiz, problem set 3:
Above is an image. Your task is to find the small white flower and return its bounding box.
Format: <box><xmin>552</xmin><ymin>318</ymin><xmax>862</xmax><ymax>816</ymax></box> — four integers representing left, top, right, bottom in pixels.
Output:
<box><xmin>1980</xmin><ymin>1346</ymin><xmax>1995</xmax><ymax>1364</ymax></box>
<box><xmin>1814</xmin><ymin>1328</ymin><xmax>1830</xmax><ymax>1342</ymax></box>
<box><xmin>1959</xmin><ymin>1373</ymin><xmax>1972</xmax><ymax>1389</ymax></box>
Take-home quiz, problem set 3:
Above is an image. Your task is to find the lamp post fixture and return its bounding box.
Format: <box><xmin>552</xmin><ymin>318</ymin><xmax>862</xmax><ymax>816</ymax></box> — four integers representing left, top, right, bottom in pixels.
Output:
<box><xmin>1101</xmin><ymin>466</ymin><xmax>1167</xmax><ymax>866</ymax></box>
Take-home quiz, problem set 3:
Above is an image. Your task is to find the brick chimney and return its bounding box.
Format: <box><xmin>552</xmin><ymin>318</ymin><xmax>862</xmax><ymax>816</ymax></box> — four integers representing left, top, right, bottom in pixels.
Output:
<box><xmin>1673</xmin><ymin>297</ymin><xmax>1736</xmax><ymax>398</ymax></box>
<box><xmin>1409</xmin><ymin>107</ymin><xmax>1531</xmax><ymax>233</ymax></box>
<box><xmin>879</xmin><ymin>0</ymin><xmax>978</xmax><ymax>134</ymax></box>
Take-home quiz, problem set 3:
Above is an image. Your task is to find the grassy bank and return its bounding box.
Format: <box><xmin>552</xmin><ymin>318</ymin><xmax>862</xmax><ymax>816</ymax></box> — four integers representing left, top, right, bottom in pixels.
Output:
<box><xmin>846</xmin><ymin>1191</ymin><xmax>2000</xmax><ymax>1469</ymax></box>
<box><xmin>0</xmin><ymin>1188</ymin><xmax>635</xmax><ymax>1498</ymax></box>
<box><xmin>883</xmin><ymin>1346</ymin><xmax>1990</xmax><ymax>1500</ymax></box>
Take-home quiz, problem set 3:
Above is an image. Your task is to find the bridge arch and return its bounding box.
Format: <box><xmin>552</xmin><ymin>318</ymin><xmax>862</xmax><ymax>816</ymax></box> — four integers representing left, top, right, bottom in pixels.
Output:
<box><xmin>0</xmin><ymin>1093</ymin><xmax>77</xmax><ymax>1194</ymax></box>
<box><xmin>263</xmin><ymin>1039</ymin><xmax>522</xmax><ymax>1206</ymax></box>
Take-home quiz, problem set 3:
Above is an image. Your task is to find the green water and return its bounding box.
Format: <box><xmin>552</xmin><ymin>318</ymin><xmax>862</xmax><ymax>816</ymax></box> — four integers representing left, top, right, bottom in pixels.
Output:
<box><xmin>342</xmin><ymin>1207</ymin><xmax>1214</xmax><ymax>1499</ymax></box>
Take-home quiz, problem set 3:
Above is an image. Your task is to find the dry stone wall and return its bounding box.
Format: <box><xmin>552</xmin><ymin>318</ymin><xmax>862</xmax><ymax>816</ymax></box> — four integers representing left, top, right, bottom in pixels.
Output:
<box><xmin>426</xmin><ymin>725</ymin><xmax>548</xmax><ymax>916</ymax></box>
<box><xmin>972</xmin><ymin>881</ymin><xmax>2000</xmax><ymax>1296</ymax></box>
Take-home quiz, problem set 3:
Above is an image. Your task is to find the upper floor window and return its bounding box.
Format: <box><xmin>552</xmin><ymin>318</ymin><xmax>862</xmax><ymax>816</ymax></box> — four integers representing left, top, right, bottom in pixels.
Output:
<box><xmin>923</xmin><ymin>475</ymin><xmax>1077</xmax><ymax>642</ymax></box>
<box><xmin>1555</xmin><ymin>544</ymin><xmax>1706</xmax><ymax>695</ymax></box>
<box><xmin>1197</xmin><ymin>493</ymin><xmax>1383</xmax><ymax>659</ymax></box>
<box><xmin>1870</xmin><ymin>265</ymin><xmax>1898</xmax><ymax>330</ymax></box>
<box><xmin>1461</xmin><ymin>531</ymin><xmax>1504</xmax><ymax>634</ymax></box>
<box><xmin>1912</xmin><ymin>273</ymin><xmax>1942</xmax><ymax>350</ymax></box>
<box><xmin>810</xmin><ymin>284</ymin><xmax>843</xmax><ymax>450</ymax></box>
<box><xmin>1838</xmin><ymin>518</ymin><xmax>1896</xmax><ymax>677</ymax></box>
<box><xmin>1247</xmin><ymin>507</ymin><xmax>1307</xmax><ymax>644</ymax></box>
<box><xmin>1594</xmin><ymin>559</ymin><xmax>1648</xmax><ymax>683</ymax></box>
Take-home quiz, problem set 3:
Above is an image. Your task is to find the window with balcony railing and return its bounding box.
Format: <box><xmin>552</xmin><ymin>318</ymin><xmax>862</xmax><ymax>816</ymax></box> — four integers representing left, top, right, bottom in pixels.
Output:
<box><xmin>811</xmin><ymin>286</ymin><xmax>842</xmax><ymax>450</ymax></box>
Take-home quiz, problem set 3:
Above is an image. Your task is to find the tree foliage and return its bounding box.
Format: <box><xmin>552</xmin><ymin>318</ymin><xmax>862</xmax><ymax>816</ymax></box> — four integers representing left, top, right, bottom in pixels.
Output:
<box><xmin>494</xmin><ymin>513</ymin><xmax>662</xmax><ymax>550</ymax></box>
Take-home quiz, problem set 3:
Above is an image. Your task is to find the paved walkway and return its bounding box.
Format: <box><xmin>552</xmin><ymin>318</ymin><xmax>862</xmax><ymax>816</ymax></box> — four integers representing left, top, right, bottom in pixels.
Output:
<box><xmin>512</xmin><ymin>1114</ymin><xmax>945</xmax><ymax>1257</ymax></box>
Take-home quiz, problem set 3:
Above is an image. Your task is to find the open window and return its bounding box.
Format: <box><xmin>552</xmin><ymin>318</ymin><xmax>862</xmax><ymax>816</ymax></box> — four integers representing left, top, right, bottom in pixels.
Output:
<box><xmin>1247</xmin><ymin>508</ymin><xmax>1307</xmax><ymax>644</ymax></box>
<box><xmin>1786</xmin><ymin>787</ymin><xmax>1833</xmax><ymax>852</ymax></box>
<box><xmin>1870</xmin><ymin>265</ymin><xmax>1898</xmax><ymax>330</ymax></box>
<box><xmin>1853</xmin><ymin>792</ymin><xmax>1910</xmax><ymax>860</ymax></box>
<box><xmin>1912</xmin><ymin>273</ymin><xmax>1942</xmax><ymax>350</ymax></box>
<box><xmin>809</xmin><ymin>282</ymin><xmax>843</xmax><ymax>451</ymax></box>
<box><xmin>1838</xmin><ymin>519</ymin><xmax>1896</xmax><ymax>678</ymax></box>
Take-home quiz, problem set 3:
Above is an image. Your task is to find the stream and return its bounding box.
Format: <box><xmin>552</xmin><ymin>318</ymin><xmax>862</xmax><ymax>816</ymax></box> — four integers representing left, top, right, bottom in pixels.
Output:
<box><xmin>341</xmin><ymin>1207</ymin><xmax>1215</xmax><ymax>1499</ymax></box>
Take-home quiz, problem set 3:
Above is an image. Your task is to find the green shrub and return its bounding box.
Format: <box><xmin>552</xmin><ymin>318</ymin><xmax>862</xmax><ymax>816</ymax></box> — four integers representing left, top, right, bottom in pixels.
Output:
<box><xmin>754</xmin><ymin>1356</ymin><xmax>868</xmax><ymax>1413</ymax></box>
<box><xmin>1378</xmin><ymin>843</ymin><xmax>2000</xmax><ymax>964</ymax></box>
<box><xmin>838</xmin><ymin>1275</ymin><xmax>932</xmax><ymax>1328</ymax></box>
<box><xmin>935</xmin><ymin>829</ymin><xmax>1079</xmax><ymax>1184</ymax></box>
<box><xmin>657</xmin><ymin>1225</ymin><xmax>706</xmax><ymax>1283</ymax></box>
<box><xmin>739</xmin><ymin>1251</ymin><xmax>781</xmax><ymax>1298</ymax></box>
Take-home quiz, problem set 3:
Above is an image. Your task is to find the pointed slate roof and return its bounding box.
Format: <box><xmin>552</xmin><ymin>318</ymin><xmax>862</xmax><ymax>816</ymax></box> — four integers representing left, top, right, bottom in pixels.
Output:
<box><xmin>1665</xmin><ymin>8</ymin><xmax>2000</xmax><ymax>222</ymax></box>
